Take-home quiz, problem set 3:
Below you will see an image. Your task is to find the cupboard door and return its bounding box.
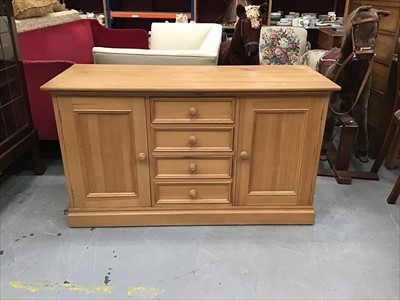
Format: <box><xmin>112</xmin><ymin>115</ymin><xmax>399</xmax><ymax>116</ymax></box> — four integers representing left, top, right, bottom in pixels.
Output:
<box><xmin>55</xmin><ymin>97</ymin><xmax>151</xmax><ymax>208</ymax></box>
<box><xmin>235</xmin><ymin>96</ymin><xmax>327</xmax><ymax>206</ymax></box>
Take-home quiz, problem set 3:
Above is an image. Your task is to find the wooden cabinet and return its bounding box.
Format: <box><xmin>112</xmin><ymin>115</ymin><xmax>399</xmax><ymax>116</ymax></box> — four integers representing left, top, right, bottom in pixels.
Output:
<box><xmin>42</xmin><ymin>64</ymin><xmax>339</xmax><ymax>227</ymax></box>
<box><xmin>0</xmin><ymin>0</ymin><xmax>43</xmax><ymax>174</ymax></box>
<box><xmin>317</xmin><ymin>27</ymin><xmax>344</xmax><ymax>50</ymax></box>
<box><xmin>347</xmin><ymin>0</ymin><xmax>400</xmax><ymax>157</ymax></box>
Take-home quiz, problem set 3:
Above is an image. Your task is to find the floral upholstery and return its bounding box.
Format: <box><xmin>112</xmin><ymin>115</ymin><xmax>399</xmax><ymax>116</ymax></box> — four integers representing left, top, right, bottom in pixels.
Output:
<box><xmin>259</xmin><ymin>26</ymin><xmax>308</xmax><ymax>65</ymax></box>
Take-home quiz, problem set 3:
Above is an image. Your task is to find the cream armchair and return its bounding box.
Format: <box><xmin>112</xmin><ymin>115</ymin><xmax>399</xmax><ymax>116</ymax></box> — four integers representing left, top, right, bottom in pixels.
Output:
<box><xmin>93</xmin><ymin>22</ymin><xmax>223</xmax><ymax>65</ymax></box>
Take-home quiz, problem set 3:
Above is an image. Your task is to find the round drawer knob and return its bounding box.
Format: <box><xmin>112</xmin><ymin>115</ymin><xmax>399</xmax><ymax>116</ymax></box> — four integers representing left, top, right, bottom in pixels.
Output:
<box><xmin>189</xmin><ymin>189</ymin><xmax>197</xmax><ymax>199</ymax></box>
<box><xmin>138</xmin><ymin>153</ymin><xmax>146</xmax><ymax>162</ymax></box>
<box><xmin>188</xmin><ymin>135</ymin><xmax>197</xmax><ymax>146</ymax></box>
<box><xmin>188</xmin><ymin>163</ymin><xmax>197</xmax><ymax>173</ymax></box>
<box><xmin>189</xmin><ymin>107</ymin><xmax>198</xmax><ymax>116</ymax></box>
<box><xmin>240</xmin><ymin>151</ymin><xmax>249</xmax><ymax>160</ymax></box>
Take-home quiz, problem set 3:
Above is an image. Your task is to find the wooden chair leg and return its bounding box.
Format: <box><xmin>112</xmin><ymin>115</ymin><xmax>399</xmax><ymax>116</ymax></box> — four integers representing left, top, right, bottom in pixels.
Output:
<box><xmin>370</xmin><ymin>120</ymin><xmax>397</xmax><ymax>173</ymax></box>
<box><xmin>387</xmin><ymin>175</ymin><xmax>400</xmax><ymax>204</ymax></box>
<box><xmin>335</xmin><ymin>116</ymin><xmax>358</xmax><ymax>171</ymax></box>
<box><xmin>30</xmin><ymin>140</ymin><xmax>45</xmax><ymax>175</ymax></box>
<box><xmin>384</xmin><ymin>127</ymin><xmax>400</xmax><ymax>169</ymax></box>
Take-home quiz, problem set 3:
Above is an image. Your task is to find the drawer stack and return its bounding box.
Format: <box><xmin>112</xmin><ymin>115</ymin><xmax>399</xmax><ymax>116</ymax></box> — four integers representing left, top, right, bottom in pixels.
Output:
<box><xmin>148</xmin><ymin>97</ymin><xmax>237</xmax><ymax>207</ymax></box>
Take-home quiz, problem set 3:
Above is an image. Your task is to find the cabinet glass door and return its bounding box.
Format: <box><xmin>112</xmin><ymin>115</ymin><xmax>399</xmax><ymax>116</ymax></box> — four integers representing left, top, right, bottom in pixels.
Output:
<box><xmin>0</xmin><ymin>2</ymin><xmax>29</xmax><ymax>152</ymax></box>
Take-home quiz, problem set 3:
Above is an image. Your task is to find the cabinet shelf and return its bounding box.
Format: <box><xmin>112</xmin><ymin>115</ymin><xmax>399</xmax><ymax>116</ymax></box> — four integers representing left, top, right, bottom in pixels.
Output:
<box><xmin>110</xmin><ymin>11</ymin><xmax>191</xmax><ymax>20</ymax></box>
<box><xmin>0</xmin><ymin>76</ymin><xmax>17</xmax><ymax>89</ymax></box>
<box><xmin>104</xmin><ymin>0</ymin><xmax>197</xmax><ymax>28</ymax></box>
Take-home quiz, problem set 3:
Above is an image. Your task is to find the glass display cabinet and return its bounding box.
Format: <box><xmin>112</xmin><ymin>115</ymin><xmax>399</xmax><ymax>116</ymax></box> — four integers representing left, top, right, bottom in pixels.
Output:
<box><xmin>0</xmin><ymin>0</ymin><xmax>44</xmax><ymax>174</ymax></box>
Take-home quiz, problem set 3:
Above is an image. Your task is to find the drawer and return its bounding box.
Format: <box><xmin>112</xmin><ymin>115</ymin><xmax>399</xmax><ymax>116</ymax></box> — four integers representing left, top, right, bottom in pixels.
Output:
<box><xmin>154</xmin><ymin>182</ymin><xmax>231</xmax><ymax>205</ymax></box>
<box><xmin>375</xmin><ymin>33</ymin><xmax>397</xmax><ymax>62</ymax></box>
<box><xmin>367</xmin><ymin>91</ymin><xmax>384</xmax><ymax>127</ymax></box>
<box><xmin>150</xmin><ymin>97</ymin><xmax>235</xmax><ymax>124</ymax></box>
<box><xmin>154</xmin><ymin>156</ymin><xmax>232</xmax><ymax>179</ymax></box>
<box><xmin>153</xmin><ymin>127</ymin><xmax>234</xmax><ymax>152</ymax></box>
<box><xmin>349</xmin><ymin>3</ymin><xmax>399</xmax><ymax>33</ymax></box>
<box><xmin>371</xmin><ymin>62</ymin><xmax>390</xmax><ymax>93</ymax></box>
<box><xmin>317</xmin><ymin>28</ymin><xmax>343</xmax><ymax>50</ymax></box>
<box><xmin>377</xmin><ymin>7</ymin><xmax>399</xmax><ymax>33</ymax></box>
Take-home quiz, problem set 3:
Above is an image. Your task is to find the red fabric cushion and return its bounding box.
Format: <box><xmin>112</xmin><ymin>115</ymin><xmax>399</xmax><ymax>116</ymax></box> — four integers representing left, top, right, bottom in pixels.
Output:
<box><xmin>18</xmin><ymin>20</ymin><xmax>95</xmax><ymax>63</ymax></box>
<box><xmin>23</xmin><ymin>61</ymin><xmax>73</xmax><ymax>140</ymax></box>
<box><xmin>89</xmin><ymin>19</ymin><xmax>149</xmax><ymax>49</ymax></box>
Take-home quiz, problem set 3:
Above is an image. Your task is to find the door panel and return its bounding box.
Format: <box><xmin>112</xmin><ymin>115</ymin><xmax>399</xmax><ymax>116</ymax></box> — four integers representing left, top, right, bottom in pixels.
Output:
<box><xmin>236</xmin><ymin>96</ymin><xmax>327</xmax><ymax>206</ymax></box>
<box><xmin>56</xmin><ymin>97</ymin><xmax>151</xmax><ymax>208</ymax></box>
<box><xmin>248</xmin><ymin>109</ymin><xmax>306</xmax><ymax>194</ymax></box>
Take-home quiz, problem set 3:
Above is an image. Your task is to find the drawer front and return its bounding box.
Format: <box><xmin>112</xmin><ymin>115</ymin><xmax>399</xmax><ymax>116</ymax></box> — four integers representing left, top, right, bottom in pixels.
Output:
<box><xmin>349</xmin><ymin>2</ymin><xmax>399</xmax><ymax>33</ymax></box>
<box><xmin>378</xmin><ymin>7</ymin><xmax>399</xmax><ymax>33</ymax></box>
<box><xmin>155</xmin><ymin>157</ymin><xmax>232</xmax><ymax>179</ymax></box>
<box><xmin>150</xmin><ymin>98</ymin><xmax>235</xmax><ymax>124</ymax></box>
<box><xmin>317</xmin><ymin>31</ymin><xmax>343</xmax><ymax>50</ymax></box>
<box><xmin>367</xmin><ymin>91</ymin><xmax>384</xmax><ymax>127</ymax></box>
<box><xmin>153</xmin><ymin>128</ymin><xmax>234</xmax><ymax>152</ymax></box>
<box><xmin>155</xmin><ymin>182</ymin><xmax>231</xmax><ymax>205</ymax></box>
<box><xmin>371</xmin><ymin>62</ymin><xmax>390</xmax><ymax>93</ymax></box>
<box><xmin>375</xmin><ymin>33</ymin><xmax>397</xmax><ymax>62</ymax></box>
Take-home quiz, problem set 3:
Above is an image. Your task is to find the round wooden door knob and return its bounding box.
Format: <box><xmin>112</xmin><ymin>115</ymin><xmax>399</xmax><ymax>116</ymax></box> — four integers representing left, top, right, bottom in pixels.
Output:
<box><xmin>189</xmin><ymin>189</ymin><xmax>197</xmax><ymax>199</ymax></box>
<box><xmin>240</xmin><ymin>151</ymin><xmax>249</xmax><ymax>160</ymax></box>
<box><xmin>138</xmin><ymin>153</ymin><xmax>146</xmax><ymax>162</ymax></box>
<box><xmin>188</xmin><ymin>163</ymin><xmax>197</xmax><ymax>173</ymax></box>
<box><xmin>188</xmin><ymin>135</ymin><xmax>197</xmax><ymax>146</ymax></box>
<box><xmin>189</xmin><ymin>107</ymin><xmax>198</xmax><ymax>116</ymax></box>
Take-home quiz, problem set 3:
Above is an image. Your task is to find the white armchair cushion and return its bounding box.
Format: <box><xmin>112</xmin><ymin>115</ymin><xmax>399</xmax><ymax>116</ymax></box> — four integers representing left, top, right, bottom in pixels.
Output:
<box><xmin>93</xmin><ymin>22</ymin><xmax>223</xmax><ymax>65</ymax></box>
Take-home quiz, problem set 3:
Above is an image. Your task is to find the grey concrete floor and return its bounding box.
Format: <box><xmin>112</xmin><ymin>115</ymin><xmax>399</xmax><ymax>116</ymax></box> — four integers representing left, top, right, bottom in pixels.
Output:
<box><xmin>0</xmin><ymin>158</ymin><xmax>399</xmax><ymax>300</ymax></box>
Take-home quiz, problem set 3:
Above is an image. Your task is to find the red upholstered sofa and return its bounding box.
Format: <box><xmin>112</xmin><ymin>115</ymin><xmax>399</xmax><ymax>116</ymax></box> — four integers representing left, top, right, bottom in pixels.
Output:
<box><xmin>18</xmin><ymin>19</ymin><xmax>149</xmax><ymax>140</ymax></box>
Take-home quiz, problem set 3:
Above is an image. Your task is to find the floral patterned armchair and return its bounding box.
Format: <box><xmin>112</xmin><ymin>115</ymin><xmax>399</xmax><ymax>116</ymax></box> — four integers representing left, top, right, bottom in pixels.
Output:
<box><xmin>259</xmin><ymin>26</ymin><xmax>308</xmax><ymax>65</ymax></box>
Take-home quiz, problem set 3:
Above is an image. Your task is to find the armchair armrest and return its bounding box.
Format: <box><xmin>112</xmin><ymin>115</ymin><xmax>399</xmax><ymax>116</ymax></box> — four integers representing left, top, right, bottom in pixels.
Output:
<box><xmin>150</xmin><ymin>22</ymin><xmax>207</xmax><ymax>50</ymax></box>
<box><xmin>199</xmin><ymin>24</ymin><xmax>223</xmax><ymax>55</ymax></box>
<box><xmin>93</xmin><ymin>47</ymin><xmax>219</xmax><ymax>65</ymax></box>
<box><xmin>23</xmin><ymin>60</ymin><xmax>73</xmax><ymax>140</ymax></box>
<box><xmin>88</xmin><ymin>19</ymin><xmax>149</xmax><ymax>49</ymax></box>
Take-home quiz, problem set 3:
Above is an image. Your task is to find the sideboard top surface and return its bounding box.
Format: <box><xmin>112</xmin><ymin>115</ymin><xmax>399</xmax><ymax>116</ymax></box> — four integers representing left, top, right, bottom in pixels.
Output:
<box><xmin>42</xmin><ymin>64</ymin><xmax>340</xmax><ymax>94</ymax></box>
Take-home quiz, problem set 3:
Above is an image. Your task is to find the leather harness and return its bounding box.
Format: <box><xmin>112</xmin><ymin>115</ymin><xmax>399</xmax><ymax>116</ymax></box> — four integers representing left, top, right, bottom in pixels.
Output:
<box><xmin>330</xmin><ymin>14</ymin><xmax>380</xmax><ymax>115</ymax></box>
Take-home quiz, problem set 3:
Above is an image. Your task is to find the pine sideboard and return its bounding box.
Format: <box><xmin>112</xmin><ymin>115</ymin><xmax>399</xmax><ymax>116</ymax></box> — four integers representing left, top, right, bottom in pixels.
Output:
<box><xmin>42</xmin><ymin>64</ymin><xmax>340</xmax><ymax>227</ymax></box>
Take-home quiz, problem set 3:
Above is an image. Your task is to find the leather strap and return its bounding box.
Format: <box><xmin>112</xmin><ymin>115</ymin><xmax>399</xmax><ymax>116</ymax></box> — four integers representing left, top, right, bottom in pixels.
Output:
<box><xmin>328</xmin><ymin>14</ymin><xmax>379</xmax><ymax>116</ymax></box>
<box><xmin>333</xmin><ymin>53</ymin><xmax>353</xmax><ymax>82</ymax></box>
<box><xmin>351</xmin><ymin>17</ymin><xmax>379</xmax><ymax>57</ymax></box>
<box><xmin>330</xmin><ymin>56</ymin><xmax>374</xmax><ymax>116</ymax></box>
<box><xmin>352</xmin><ymin>16</ymin><xmax>379</xmax><ymax>25</ymax></box>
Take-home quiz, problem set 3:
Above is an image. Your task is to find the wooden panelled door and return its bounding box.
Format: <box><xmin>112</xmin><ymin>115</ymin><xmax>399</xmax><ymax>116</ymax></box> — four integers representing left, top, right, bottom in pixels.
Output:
<box><xmin>54</xmin><ymin>97</ymin><xmax>151</xmax><ymax>208</ymax></box>
<box><xmin>235</xmin><ymin>95</ymin><xmax>327</xmax><ymax>206</ymax></box>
